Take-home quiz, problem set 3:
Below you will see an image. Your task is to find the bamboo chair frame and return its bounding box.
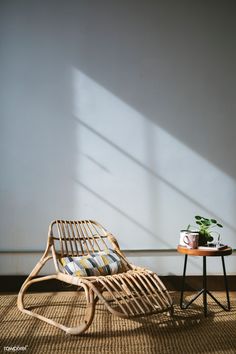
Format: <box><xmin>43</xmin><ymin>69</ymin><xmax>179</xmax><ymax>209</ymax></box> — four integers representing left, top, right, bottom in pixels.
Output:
<box><xmin>17</xmin><ymin>220</ymin><xmax>173</xmax><ymax>335</ymax></box>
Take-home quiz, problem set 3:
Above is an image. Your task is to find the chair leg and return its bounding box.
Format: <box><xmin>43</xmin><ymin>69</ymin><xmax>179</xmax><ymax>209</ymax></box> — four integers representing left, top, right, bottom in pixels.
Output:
<box><xmin>17</xmin><ymin>256</ymin><xmax>96</xmax><ymax>335</ymax></box>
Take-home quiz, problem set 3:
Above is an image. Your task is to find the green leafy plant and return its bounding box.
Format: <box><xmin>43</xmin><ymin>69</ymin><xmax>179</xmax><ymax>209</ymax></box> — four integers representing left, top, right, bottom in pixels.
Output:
<box><xmin>187</xmin><ymin>215</ymin><xmax>223</xmax><ymax>246</ymax></box>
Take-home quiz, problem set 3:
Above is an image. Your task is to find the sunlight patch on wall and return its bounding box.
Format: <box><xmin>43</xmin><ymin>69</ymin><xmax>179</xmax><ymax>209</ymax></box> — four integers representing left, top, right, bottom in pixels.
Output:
<box><xmin>72</xmin><ymin>68</ymin><xmax>236</xmax><ymax>250</ymax></box>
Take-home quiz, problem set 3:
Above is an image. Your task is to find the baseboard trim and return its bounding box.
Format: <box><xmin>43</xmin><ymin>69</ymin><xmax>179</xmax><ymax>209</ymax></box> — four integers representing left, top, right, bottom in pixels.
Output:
<box><xmin>162</xmin><ymin>275</ymin><xmax>236</xmax><ymax>291</ymax></box>
<box><xmin>0</xmin><ymin>275</ymin><xmax>235</xmax><ymax>293</ymax></box>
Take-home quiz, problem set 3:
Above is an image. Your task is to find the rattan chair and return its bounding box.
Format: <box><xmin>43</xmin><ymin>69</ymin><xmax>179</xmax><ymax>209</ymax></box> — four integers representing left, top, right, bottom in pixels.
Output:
<box><xmin>17</xmin><ymin>220</ymin><xmax>173</xmax><ymax>334</ymax></box>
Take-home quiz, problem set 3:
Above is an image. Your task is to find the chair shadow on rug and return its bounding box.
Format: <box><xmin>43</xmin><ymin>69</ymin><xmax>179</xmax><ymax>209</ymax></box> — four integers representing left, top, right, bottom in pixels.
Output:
<box><xmin>17</xmin><ymin>220</ymin><xmax>173</xmax><ymax>335</ymax></box>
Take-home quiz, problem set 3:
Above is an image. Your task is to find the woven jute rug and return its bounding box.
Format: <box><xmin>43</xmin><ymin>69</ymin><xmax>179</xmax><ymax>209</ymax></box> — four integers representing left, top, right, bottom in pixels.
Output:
<box><xmin>0</xmin><ymin>291</ymin><xmax>235</xmax><ymax>354</ymax></box>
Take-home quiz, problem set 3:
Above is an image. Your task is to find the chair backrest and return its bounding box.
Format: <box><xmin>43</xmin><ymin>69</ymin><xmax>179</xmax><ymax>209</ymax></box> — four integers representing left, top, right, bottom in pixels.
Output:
<box><xmin>49</xmin><ymin>219</ymin><xmax>120</xmax><ymax>258</ymax></box>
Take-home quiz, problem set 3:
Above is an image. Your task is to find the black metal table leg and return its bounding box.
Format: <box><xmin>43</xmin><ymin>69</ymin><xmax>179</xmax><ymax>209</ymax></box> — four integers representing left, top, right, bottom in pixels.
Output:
<box><xmin>180</xmin><ymin>254</ymin><xmax>204</xmax><ymax>310</ymax></box>
<box><xmin>222</xmin><ymin>255</ymin><xmax>230</xmax><ymax>310</ymax></box>
<box><xmin>203</xmin><ymin>256</ymin><xmax>207</xmax><ymax>317</ymax></box>
<box><xmin>206</xmin><ymin>256</ymin><xmax>231</xmax><ymax>311</ymax></box>
<box><xmin>180</xmin><ymin>255</ymin><xmax>188</xmax><ymax>309</ymax></box>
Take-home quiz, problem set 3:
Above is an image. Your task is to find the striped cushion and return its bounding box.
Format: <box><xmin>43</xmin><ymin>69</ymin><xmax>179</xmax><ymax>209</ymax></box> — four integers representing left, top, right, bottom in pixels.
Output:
<box><xmin>59</xmin><ymin>249</ymin><xmax>127</xmax><ymax>277</ymax></box>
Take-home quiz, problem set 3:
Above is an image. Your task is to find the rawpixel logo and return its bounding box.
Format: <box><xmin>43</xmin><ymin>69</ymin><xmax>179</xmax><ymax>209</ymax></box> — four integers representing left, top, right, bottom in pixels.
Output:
<box><xmin>3</xmin><ymin>346</ymin><xmax>28</xmax><ymax>352</ymax></box>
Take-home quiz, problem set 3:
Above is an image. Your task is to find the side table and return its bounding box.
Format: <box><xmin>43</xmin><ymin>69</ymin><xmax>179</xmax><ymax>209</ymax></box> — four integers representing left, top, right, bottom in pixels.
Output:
<box><xmin>177</xmin><ymin>245</ymin><xmax>232</xmax><ymax>316</ymax></box>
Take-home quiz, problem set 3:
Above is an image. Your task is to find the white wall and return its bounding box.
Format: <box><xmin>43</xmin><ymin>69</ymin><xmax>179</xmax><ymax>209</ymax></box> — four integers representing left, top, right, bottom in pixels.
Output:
<box><xmin>0</xmin><ymin>0</ymin><xmax>236</xmax><ymax>275</ymax></box>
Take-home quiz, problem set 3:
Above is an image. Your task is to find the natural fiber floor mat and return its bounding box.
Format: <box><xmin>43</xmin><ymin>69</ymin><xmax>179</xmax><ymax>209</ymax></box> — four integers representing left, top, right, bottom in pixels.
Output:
<box><xmin>0</xmin><ymin>292</ymin><xmax>235</xmax><ymax>354</ymax></box>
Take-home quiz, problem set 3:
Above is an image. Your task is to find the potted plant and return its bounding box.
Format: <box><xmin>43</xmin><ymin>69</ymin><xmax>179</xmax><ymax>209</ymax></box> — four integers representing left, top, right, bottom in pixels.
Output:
<box><xmin>187</xmin><ymin>215</ymin><xmax>223</xmax><ymax>246</ymax></box>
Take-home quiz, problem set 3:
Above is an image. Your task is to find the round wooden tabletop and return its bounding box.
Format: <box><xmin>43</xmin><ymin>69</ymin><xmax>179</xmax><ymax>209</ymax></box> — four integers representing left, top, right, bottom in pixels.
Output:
<box><xmin>177</xmin><ymin>245</ymin><xmax>232</xmax><ymax>257</ymax></box>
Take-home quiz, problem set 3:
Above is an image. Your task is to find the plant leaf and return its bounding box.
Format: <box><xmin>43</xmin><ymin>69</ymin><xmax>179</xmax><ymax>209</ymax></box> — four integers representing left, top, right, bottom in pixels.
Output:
<box><xmin>195</xmin><ymin>215</ymin><xmax>202</xmax><ymax>220</ymax></box>
<box><xmin>211</xmin><ymin>219</ymin><xmax>217</xmax><ymax>224</ymax></box>
<box><xmin>217</xmin><ymin>223</ymin><xmax>223</xmax><ymax>228</ymax></box>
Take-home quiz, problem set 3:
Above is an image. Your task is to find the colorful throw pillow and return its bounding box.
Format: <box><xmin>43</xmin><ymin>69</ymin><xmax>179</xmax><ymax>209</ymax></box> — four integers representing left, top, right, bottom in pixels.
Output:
<box><xmin>59</xmin><ymin>249</ymin><xmax>127</xmax><ymax>277</ymax></box>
